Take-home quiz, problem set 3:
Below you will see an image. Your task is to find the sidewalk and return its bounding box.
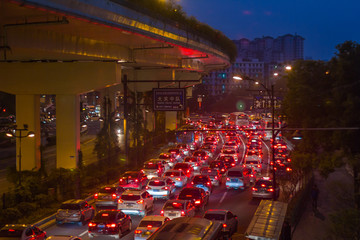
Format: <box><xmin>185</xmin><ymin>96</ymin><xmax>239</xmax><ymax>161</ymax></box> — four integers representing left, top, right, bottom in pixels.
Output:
<box><xmin>292</xmin><ymin>167</ymin><xmax>353</xmax><ymax>240</ymax></box>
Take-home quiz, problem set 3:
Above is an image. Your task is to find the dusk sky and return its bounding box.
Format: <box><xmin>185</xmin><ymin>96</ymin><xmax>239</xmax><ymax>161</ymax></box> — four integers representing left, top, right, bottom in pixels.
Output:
<box><xmin>180</xmin><ymin>0</ymin><xmax>360</xmax><ymax>61</ymax></box>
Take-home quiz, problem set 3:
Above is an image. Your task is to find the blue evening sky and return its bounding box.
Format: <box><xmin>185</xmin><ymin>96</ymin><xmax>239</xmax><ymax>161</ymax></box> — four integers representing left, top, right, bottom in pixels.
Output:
<box><xmin>179</xmin><ymin>0</ymin><xmax>360</xmax><ymax>61</ymax></box>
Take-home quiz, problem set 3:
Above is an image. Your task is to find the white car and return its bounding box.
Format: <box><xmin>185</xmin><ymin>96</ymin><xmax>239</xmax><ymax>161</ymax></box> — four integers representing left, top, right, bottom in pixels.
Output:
<box><xmin>117</xmin><ymin>189</ymin><xmax>154</xmax><ymax>216</ymax></box>
<box><xmin>161</xmin><ymin>199</ymin><xmax>196</xmax><ymax>220</ymax></box>
<box><xmin>134</xmin><ymin>216</ymin><xmax>170</xmax><ymax>240</ymax></box>
<box><xmin>163</xmin><ymin>170</ymin><xmax>188</xmax><ymax>187</ymax></box>
<box><xmin>243</xmin><ymin>156</ymin><xmax>262</xmax><ymax>173</ymax></box>
<box><xmin>145</xmin><ymin>177</ymin><xmax>176</xmax><ymax>199</ymax></box>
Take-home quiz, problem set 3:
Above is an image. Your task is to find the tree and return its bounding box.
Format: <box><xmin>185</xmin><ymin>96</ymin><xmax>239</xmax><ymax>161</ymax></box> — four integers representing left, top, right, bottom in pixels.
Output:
<box><xmin>93</xmin><ymin>97</ymin><xmax>120</xmax><ymax>166</ymax></box>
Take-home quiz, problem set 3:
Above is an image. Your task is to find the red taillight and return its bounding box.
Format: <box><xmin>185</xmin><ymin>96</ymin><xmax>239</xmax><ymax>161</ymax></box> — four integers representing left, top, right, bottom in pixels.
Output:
<box><xmin>134</xmin><ymin>230</ymin><xmax>142</xmax><ymax>234</ymax></box>
<box><xmin>257</xmin><ymin>164</ymin><xmax>261</xmax><ymax>168</ymax></box>
<box><xmin>160</xmin><ymin>210</ymin><xmax>164</xmax><ymax>216</ymax></box>
<box><xmin>147</xmin><ymin>225</ymin><xmax>153</xmax><ymax>230</ymax></box>
<box><xmin>162</xmin><ymin>186</ymin><xmax>169</xmax><ymax>190</ymax></box>
<box><xmin>207</xmin><ymin>182</ymin><xmax>211</xmax><ymax>186</ymax></box>
<box><xmin>118</xmin><ymin>199</ymin><xmax>123</xmax><ymax>203</ymax></box>
<box><xmin>112</xmin><ymin>194</ymin><xmax>116</xmax><ymax>199</ymax></box>
<box><xmin>137</xmin><ymin>199</ymin><xmax>144</xmax><ymax>204</ymax></box>
<box><xmin>88</xmin><ymin>222</ymin><xmax>96</xmax><ymax>227</ymax></box>
<box><xmin>176</xmin><ymin>177</ymin><xmax>181</xmax><ymax>181</ymax></box>
<box><xmin>252</xmin><ymin>187</ymin><xmax>258</xmax><ymax>191</ymax></box>
<box><xmin>267</xmin><ymin>188</ymin><xmax>274</xmax><ymax>192</ymax></box>
<box><xmin>146</xmin><ymin>186</ymin><xmax>150</xmax><ymax>190</ymax></box>
<box><xmin>286</xmin><ymin>167</ymin><xmax>292</xmax><ymax>172</ymax></box>
<box><xmin>243</xmin><ymin>164</ymin><xmax>246</xmax><ymax>167</ymax></box>
<box><xmin>231</xmin><ymin>163</ymin><xmax>235</xmax><ymax>167</ymax></box>
<box><xmin>135</xmin><ymin>179</ymin><xmax>139</xmax><ymax>182</ymax></box>
<box><xmin>181</xmin><ymin>211</ymin><xmax>186</xmax><ymax>216</ymax></box>
<box><xmin>223</xmin><ymin>223</ymin><xmax>227</xmax><ymax>228</ymax></box>
<box><xmin>94</xmin><ymin>193</ymin><xmax>98</xmax><ymax>199</ymax></box>
<box><xmin>106</xmin><ymin>223</ymin><xmax>116</xmax><ymax>228</ymax></box>
<box><xmin>226</xmin><ymin>178</ymin><xmax>230</xmax><ymax>181</ymax></box>
<box><xmin>221</xmin><ymin>168</ymin><xmax>225</xmax><ymax>172</ymax></box>
<box><xmin>119</xmin><ymin>179</ymin><xmax>123</xmax><ymax>182</ymax></box>
<box><xmin>194</xmin><ymin>200</ymin><xmax>201</xmax><ymax>204</ymax></box>
<box><xmin>215</xmin><ymin>176</ymin><xmax>218</xmax><ymax>180</ymax></box>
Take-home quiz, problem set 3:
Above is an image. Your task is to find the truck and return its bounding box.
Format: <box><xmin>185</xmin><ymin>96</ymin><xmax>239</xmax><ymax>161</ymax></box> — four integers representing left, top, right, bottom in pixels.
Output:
<box><xmin>245</xmin><ymin>200</ymin><xmax>288</xmax><ymax>240</ymax></box>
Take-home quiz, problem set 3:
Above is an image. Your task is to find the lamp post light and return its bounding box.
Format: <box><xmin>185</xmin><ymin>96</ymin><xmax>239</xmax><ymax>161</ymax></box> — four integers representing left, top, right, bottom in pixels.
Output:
<box><xmin>6</xmin><ymin>124</ymin><xmax>35</xmax><ymax>186</ymax></box>
<box><xmin>233</xmin><ymin>76</ymin><xmax>278</xmax><ymax>200</ymax></box>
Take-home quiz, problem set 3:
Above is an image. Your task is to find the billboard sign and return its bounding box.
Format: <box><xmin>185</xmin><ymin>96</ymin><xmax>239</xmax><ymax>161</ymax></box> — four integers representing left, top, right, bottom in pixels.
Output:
<box><xmin>153</xmin><ymin>88</ymin><xmax>185</xmax><ymax>111</ymax></box>
<box><xmin>253</xmin><ymin>95</ymin><xmax>283</xmax><ymax>109</ymax></box>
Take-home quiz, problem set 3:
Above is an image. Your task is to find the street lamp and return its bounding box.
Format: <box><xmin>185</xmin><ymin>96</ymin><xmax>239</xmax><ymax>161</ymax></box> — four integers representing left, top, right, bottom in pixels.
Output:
<box><xmin>6</xmin><ymin>124</ymin><xmax>35</xmax><ymax>185</ymax></box>
<box><xmin>233</xmin><ymin>75</ymin><xmax>278</xmax><ymax>200</ymax></box>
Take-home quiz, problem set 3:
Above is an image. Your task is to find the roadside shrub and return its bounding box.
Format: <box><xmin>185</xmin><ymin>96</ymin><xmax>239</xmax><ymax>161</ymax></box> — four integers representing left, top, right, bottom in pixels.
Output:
<box><xmin>34</xmin><ymin>194</ymin><xmax>53</xmax><ymax>208</ymax></box>
<box><xmin>16</xmin><ymin>202</ymin><xmax>37</xmax><ymax>216</ymax></box>
<box><xmin>0</xmin><ymin>208</ymin><xmax>21</xmax><ymax>223</ymax></box>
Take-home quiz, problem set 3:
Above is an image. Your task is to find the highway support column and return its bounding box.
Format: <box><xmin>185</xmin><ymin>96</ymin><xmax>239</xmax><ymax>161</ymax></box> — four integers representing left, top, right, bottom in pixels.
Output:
<box><xmin>56</xmin><ymin>94</ymin><xmax>80</xmax><ymax>169</ymax></box>
<box><xmin>15</xmin><ymin>94</ymin><xmax>41</xmax><ymax>170</ymax></box>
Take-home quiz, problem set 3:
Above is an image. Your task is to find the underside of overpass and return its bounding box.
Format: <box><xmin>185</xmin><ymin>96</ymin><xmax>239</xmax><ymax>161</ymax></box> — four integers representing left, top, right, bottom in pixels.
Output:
<box><xmin>0</xmin><ymin>0</ymin><xmax>231</xmax><ymax>170</ymax></box>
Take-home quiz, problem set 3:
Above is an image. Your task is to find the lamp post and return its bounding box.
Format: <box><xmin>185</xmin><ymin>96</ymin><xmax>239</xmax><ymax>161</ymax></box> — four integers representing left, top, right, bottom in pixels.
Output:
<box><xmin>6</xmin><ymin>124</ymin><xmax>35</xmax><ymax>186</ymax></box>
<box><xmin>233</xmin><ymin>76</ymin><xmax>278</xmax><ymax>200</ymax></box>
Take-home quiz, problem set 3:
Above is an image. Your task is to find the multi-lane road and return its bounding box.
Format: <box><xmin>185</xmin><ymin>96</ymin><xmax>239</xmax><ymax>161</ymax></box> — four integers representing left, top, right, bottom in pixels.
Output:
<box><xmin>44</xmin><ymin>131</ymin><xmax>273</xmax><ymax>239</ymax></box>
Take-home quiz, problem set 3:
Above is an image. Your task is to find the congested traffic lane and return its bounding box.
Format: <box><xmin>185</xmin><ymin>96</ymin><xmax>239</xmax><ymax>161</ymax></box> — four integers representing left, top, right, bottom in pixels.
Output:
<box><xmin>44</xmin><ymin>131</ymin><xmax>268</xmax><ymax>239</ymax></box>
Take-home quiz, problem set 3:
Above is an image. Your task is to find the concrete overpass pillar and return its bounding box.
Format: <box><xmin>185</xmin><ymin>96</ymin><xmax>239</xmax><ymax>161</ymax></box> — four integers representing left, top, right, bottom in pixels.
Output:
<box><xmin>56</xmin><ymin>94</ymin><xmax>80</xmax><ymax>169</ymax></box>
<box><xmin>15</xmin><ymin>94</ymin><xmax>41</xmax><ymax>171</ymax></box>
<box><xmin>165</xmin><ymin>112</ymin><xmax>177</xmax><ymax>131</ymax></box>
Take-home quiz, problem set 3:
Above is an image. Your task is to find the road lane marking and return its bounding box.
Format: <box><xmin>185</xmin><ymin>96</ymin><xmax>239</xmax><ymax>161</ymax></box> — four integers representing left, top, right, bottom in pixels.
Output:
<box><xmin>79</xmin><ymin>230</ymin><xmax>88</xmax><ymax>237</ymax></box>
<box><xmin>219</xmin><ymin>190</ymin><xmax>228</xmax><ymax>204</ymax></box>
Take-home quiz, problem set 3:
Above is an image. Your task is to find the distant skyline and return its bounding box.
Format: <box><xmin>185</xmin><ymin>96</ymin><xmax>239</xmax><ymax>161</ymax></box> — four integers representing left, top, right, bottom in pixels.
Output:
<box><xmin>180</xmin><ymin>0</ymin><xmax>360</xmax><ymax>61</ymax></box>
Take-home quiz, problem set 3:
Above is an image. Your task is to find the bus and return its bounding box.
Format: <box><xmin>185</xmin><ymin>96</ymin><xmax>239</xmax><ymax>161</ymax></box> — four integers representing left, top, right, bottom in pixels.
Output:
<box><xmin>176</xmin><ymin>126</ymin><xmax>203</xmax><ymax>150</ymax></box>
<box><xmin>229</xmin><ymin>112</ymin><xmax>250</xmax><ymax>128</ymax></box>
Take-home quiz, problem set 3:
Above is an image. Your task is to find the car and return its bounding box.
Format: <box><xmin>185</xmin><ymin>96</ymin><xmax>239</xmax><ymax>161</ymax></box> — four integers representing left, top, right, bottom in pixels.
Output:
<box><xmin>0</xmin><ymin>224</ymin><xmax>47</xmax><ymax>240</ymax></box>
<box><xmin>203</xmin><ymin>209</ymin><xmax>238</xmax><ymax>237</ymax></box>
<box><xmin>88</xmin><ymin>209</ymin><xmax>132</xmax><ymax>239</ymax></box>
<box><xmin>145</xmin><ymin>177</ymin><xmax>176</xmax><ymax>199</ymax></box>
<box><xmin>218</xmin><ymin>155</ymin><xmax>237</xmax><ymax>168</ymax></box>
<box><xmin>160</xmin><ymin>200</ymin><xmax>196</xmax><ymax>219</ymax></box>
<box><xmin>141</xmin><ymin>159</ymin><xmax>165</xmax><ymax>179</ymax></box>
<box><xmin>175</xmin><ymin>143</ymin><xmax>190</xmax><ymax>156</ymax></box>
<box><xmin>252</xmin><ymin>177</ymin><xmax>280</xmax><ymax>199</ymax></box>
<box><xmin>46</xmin><ymin>236</ymin><xmax>82</xmax><ymax>240</ymax></box>
<box><xmin>173</xmin><ymin>162</ymin><xmax>194</xmax><ymax>178</ymax></box>
<box><xmin>119</xmin><ymin>171</ymin><xmax>148</xmax><ymax>190</ymax></box>
<box><xmin>200</xmin><ymin>143</ymin><xmax>216</xmax><ymax>154</ymax></box>
<box><xmin>221</xmin><ymin>148</ymin><xmax>237</xmax><ymax>156</ymax></box>
<box><xmin>245</xmin><ymin>149</ymin><xmax>263</xmax><ymax>158</ymax></box>
<box><xmin>134</xmin><ymin>216</ymin><xmax>170</xmax><ymax>240</ymax></box>
<box><xmin>94</xmin><ymin>185</ymin><xmax>125</xmax><ymax>209</ymax></box>
<box><xmin>243</xmin><ymin>156</ymin><xmax>262</xmax><ymax>173</ymax></box>
<box><xmin>177</xmin><ymin>187</ymin><xmax>209</xmax><ymax>211</ymax></box>
<box><xmin>163</xmin><ymin>169</ymin><xmax>188</xmax><ymax>187</ymax></box>
<box><xmin>209</xmin><ymin>160</ymin><xmax>228</xmax><ymax>175</ymax></box>
<box><xmin>243</xmin><ymin>166</ymin><xmax>257</xmax><ymax>183</ymax></box>
<box><xmin>183</xmin><ymin>156</ymin><xmax>202</xmax><ymax>171</ymax></box>
<box><xmin>117</xmin><ymin>189</ymin><xmax>154</xmax><ymax>216</ymax></box>
<box><xmin>158</xmin><ymin>153</ymin><xmax>176</xmax><ymax>167</ymax></box>
<box><xmin>225</xmin><ymin>167</ymin><xmax>251</xmax><ymax>190</ymax></box>
<box><xmin>190</xmin><ymin>175</ymin><xmax>213</xmax><ymax>193</ymax></box>
<box><xmin>168</xmin><ymin>148</ymin><xmax>185</xmax><ymax>161</ymax></box>
<box><xmin>192</xmin><ymin>150</ymin><xmax>211</xmax><ymax>165</ymax></box>
<box><xmin>204</xmin><ymin>136</ymin><xmax>218</xmax><ymax>145</ymax></box>
<box><xmin>200</xmin><ymin>167</ymin><xmax>222</xmax><ymax>186</ymax></box>
<box><xmin>56</xmin><ymin>199</ymin><xmax>94</xmax><ymax>225</ymax></box>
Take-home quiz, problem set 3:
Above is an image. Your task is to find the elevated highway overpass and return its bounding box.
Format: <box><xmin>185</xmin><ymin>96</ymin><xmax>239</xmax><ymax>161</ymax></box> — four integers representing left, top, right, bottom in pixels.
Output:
<box><xmin>0</xmin><ymin>0</ymin><xmax>232</xmax><ymax>170</ymax></box>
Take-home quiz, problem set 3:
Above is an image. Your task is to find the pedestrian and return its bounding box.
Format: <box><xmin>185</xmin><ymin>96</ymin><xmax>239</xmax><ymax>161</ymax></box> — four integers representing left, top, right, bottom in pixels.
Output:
<box><xmin>311</xmin><ymin>184</ymin><xmax>320</xmax><ymax>211</ymax></box>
